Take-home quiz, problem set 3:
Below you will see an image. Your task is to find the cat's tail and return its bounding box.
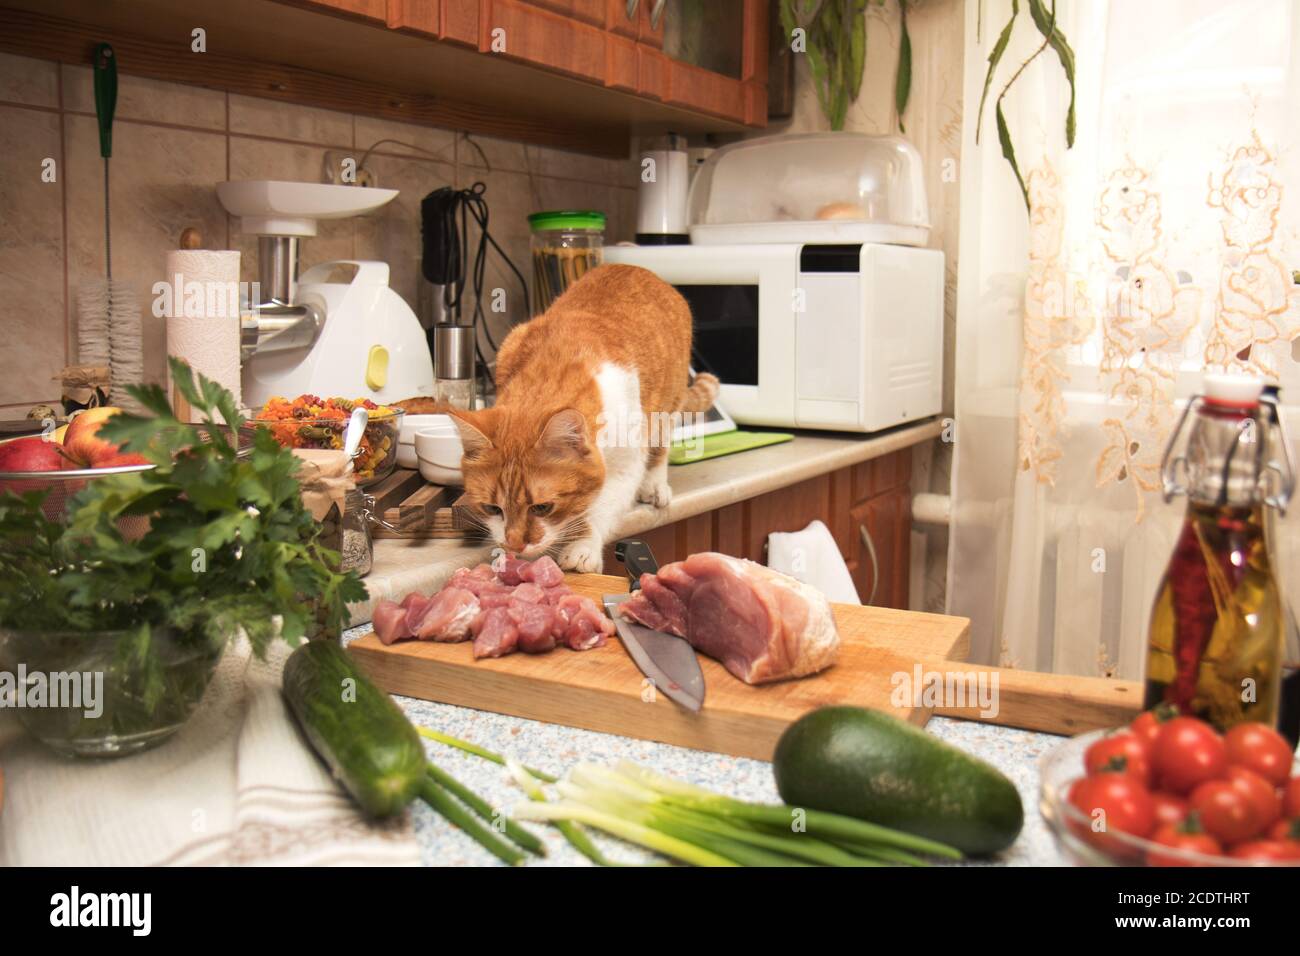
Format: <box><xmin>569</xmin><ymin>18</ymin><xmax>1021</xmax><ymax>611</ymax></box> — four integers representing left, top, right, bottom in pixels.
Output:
<box><xmin>680</xmin><ymin>372</ymin><xmax>720</xmax><ymax>413</ymax></box>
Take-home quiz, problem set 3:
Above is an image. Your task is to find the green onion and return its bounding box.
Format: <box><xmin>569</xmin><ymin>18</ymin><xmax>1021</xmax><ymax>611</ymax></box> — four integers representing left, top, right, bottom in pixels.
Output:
<box><xmin>511</xmin><ymin>801</ymin><xmax>738</xmax><ymax>867</ymax></box>
<box><xmin>505</xmin><ymin>759</ymin><xmax>660</xmax><ymax>868</ymax></box>
<box><xmin>426</xmin><ymin>763</ymin><xmax>546</xmax><ymax>857</ymax></box>
<box><xmin>614</xmin><ymin>761</ymin><xmax>962</xmax><ymax>861</ymax></box>
<box><xmin>419</xmin><ymin>776</ymin><xmax>525</xmax><ymax>866</ymax></box>
<box><xmin>643</xmin><ymin>802</ymin><xmax>884</xmax><ymax>867</ymax></box>
<box><xmin>558</xmin><ymin>771</ymin><xmax>885</xmax><ymax>867</ymax></box>
<box><xmin>416</xmin><ymin>725</ymin><xmax>557</xmax><ymax>782</ymax></box>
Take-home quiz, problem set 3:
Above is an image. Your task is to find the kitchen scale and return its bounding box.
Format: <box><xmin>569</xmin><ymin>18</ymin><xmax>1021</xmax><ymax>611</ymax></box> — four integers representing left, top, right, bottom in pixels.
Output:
<box><xmin>217</xmin><ymin>180</ymin><xmax>434</xmax><ymax>409</ymax></box>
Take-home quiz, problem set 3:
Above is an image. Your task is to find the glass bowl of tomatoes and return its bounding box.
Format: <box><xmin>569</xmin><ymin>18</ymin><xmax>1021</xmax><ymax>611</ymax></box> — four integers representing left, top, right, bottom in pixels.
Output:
<box><xmin>1041</xmin><ymin>713</ymin><xmax>1300</xmax><ymax>866</ymax></box>
<box><xmin>244</xmin><ymin>396</ymin><xmax>404</xmax><ymax>487</ymax></box>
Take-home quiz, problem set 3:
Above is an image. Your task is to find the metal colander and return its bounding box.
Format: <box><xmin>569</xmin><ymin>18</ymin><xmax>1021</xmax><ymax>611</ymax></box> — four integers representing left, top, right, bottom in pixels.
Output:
<box><xmin>0</xmin><ymin>462</ymin><xmax>156</xmax><ymax>537</ymax></box>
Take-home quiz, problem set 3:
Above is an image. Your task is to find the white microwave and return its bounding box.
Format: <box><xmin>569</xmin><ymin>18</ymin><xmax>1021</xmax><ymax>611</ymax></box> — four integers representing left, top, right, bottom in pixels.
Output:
<box><xmin>603</xmin><ymin>242</ymin><xmax>944</xmax><ymax>432</ymax></box>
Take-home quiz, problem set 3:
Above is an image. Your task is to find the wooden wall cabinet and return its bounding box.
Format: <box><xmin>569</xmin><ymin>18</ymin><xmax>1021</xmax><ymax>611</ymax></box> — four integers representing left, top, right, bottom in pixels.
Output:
<box><xmin>603</xmin><ymin>449</ymin><xmax>914</xmax><ymax>609</ymax></box>
<box><xmin>472</xmin><ymin>0</ymin><xmax>768</xmax><ymax>126</ymax></box>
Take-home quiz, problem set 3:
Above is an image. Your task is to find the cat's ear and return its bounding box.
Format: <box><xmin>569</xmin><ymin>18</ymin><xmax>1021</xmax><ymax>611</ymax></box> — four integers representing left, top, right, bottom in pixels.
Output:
<box><xmin>448</xmin><ymin>410</ymin><xmax>494</xmax><ymax>460</ymax></box>
<box><xmin>535</xmin><ymin>408</ymin><xmax>589</xmax><ymax>461</ymax></box>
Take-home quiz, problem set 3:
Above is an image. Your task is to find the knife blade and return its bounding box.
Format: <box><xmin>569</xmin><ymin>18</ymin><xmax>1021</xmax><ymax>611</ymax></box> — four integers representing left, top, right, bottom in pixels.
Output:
<box><xmin>602</xmin><ymin>593</ymin><xmax>705</xmax><ymax>712</ymax></box>
<box><xmin>604</xmin><ymin>537</ymin><xmax>705</xmax><ymax>712</ymax></box>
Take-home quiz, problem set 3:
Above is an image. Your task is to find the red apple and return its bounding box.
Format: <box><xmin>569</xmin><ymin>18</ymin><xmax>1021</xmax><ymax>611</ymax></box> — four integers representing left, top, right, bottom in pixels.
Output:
<box><xmin>60</xmin><ymin>406</ymin><xmax>124</xmax><ymax>468</ymax></box>
<box><xmin>0</xmin><ymin>436</ymin><xmax>65</xmax><ymax>473</ymax></box>
<box><xmin>0</xmin><ymin>435</ymin><xmax>66</xmax><ymax>498</ymax></box>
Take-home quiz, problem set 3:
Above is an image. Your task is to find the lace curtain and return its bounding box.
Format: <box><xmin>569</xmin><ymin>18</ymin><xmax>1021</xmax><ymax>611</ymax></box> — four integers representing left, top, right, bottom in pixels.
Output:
<box><xmin>949</xmin><ymin>0</ymin><xmax>1300</xmax><ymax>676</ymax></box>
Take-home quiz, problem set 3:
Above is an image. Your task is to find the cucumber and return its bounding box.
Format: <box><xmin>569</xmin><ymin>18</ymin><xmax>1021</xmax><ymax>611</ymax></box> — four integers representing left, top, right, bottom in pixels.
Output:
<box><xmin>282</xmin><ymin>640</ymin><xmax>426</xmax><ymax>818</ymax></box>
<box><xmin>773</xmin><ymin>706</ymin><xmax>1023</xmax><ymax>855</ymax></box>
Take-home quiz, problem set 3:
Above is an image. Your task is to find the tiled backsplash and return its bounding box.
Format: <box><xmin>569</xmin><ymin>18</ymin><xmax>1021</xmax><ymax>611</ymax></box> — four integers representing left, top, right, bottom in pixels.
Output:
<box><xmin>0</xmin><ymin>51</ymin><xmax>638</xmax><ymax>415</ymax></box>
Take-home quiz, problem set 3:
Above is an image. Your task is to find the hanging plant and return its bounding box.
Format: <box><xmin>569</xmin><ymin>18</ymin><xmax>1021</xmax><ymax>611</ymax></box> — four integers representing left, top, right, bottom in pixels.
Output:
<box><xmin>779</xmin><ymin>0</ymin><xmax>912</xmax><ymax>133</ymax></box>
<box><xmin>976</xmin><ymin>0</ymin><xmax>1077</xmax><ymax>214</ymax></box>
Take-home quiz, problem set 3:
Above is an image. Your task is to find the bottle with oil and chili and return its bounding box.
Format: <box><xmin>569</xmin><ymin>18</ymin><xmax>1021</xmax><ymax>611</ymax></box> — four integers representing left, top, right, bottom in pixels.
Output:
<box><xmin>1144</xmin><ymin>374</ymin><xmax>1298</xmax><ymax>738</ymax></box>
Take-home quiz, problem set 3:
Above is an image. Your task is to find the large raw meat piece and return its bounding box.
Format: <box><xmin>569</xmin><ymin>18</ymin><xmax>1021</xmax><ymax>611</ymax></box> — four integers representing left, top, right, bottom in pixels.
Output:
<box><xmin>616</xmin><ymin>552</ymin><xmax>840</xmax><ymax>684</ymax></box>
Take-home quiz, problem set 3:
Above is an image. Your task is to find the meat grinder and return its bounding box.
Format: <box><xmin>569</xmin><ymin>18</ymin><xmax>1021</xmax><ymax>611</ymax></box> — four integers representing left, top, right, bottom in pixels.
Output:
<box><xmin>216</xmin><ymin>180</ymin><xmax>434</xmax><ymax>409</ymax></box>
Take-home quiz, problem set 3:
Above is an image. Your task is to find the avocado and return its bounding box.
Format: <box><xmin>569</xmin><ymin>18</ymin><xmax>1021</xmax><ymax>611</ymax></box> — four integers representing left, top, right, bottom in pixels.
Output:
<box><xmin>773</xmin><ymin>706</ymin><xmax>1023</xmax><ymax>855</ymax></box>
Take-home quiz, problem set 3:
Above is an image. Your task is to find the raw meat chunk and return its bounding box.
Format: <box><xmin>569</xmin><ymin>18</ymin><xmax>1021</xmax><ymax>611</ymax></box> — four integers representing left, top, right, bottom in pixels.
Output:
<box><xmin>617</xmin><ymin>552</ymin><xmax>839</xmax><ymax>684</ymax></box>
<box><xmin>371</xmin><ymin>600</ymin><xmax>412</xmax><ymax>645</ymax></box>
<box><xmin>400</xmin><ymin>592</ymin><xmax>430</xmax><ymax>622</ymax></box>
<box><xmin>473</xmin><ymin>607</ymin><xmax>518</xmax><ymax>658</ymax></box>
<box><xmin>556</xmin><ymin>594</ymin><xmax>614</xmax><ymax>651</ymax></box>
<box><xmin>510</xmin><ymin>582</ymin><xmax>546</xmax><ymax>604</ymax></box>
<box><xmin>412</xmin><ymin>586</ymin><xmax>480</xmax><ymax>642</ymax></box>
<box><xmin>518</xmin><ymin>554</ymin><xmax>564</xmax><ymax>588</ymax></box>
<box><xmin>509</xmin><ymin>600</ymin><xmax>557</xmax><ymax>653</ymax></box>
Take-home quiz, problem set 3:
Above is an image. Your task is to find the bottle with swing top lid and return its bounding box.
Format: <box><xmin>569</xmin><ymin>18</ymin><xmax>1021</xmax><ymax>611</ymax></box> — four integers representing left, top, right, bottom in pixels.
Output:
<box><xmin>1143</xmin><ymin>374</ymin><xmax>1296</xmax><ymax>731</ymax></box>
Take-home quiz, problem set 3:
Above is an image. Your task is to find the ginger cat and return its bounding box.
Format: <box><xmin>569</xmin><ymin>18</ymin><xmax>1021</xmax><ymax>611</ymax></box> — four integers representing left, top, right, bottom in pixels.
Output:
<box><xmin>449</xmin><ymin>264</ymin><xmax>718</xmax><ymax>572</ymax></box>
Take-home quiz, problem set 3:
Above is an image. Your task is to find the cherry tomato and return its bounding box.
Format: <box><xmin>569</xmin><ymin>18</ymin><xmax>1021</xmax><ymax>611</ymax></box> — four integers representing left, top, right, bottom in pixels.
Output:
<box><xmin>1153</xmin><ymin>717</ymin><xmax>1227</xmax><ymax>794</ymax></box>
<box><xmin>1224</xmin><ymin>766</ymin><xmax>1281</xmax><ymax>831</ymax></box>
<box><xmin>1151</xmin><ymin>792</ymin><xmax>1189</xmax><ymax>828</ymax></box>
<box><xmin>1069</xmin><ymin>774</ymin><xmax>1156</xmax><ymax>844</ymax></box>
<box><xmin>1131</xmin><ymin>705</ymin><xmax>1178</xmax><ymax>752</ymax></box>
<box><xmin>1223</xmin><ymin>723</ymin><xmax>1295</xmax><ymax>787</ymax></box>
<box><xmin>1227</xmin><ymin>839</ymin><xmax>1300</xmax><ymax>863</ymax></box>
<box><xmin>1285</xmin><ymin>777</ymin><xmax>1300</xmax><ymax>819</ymax></box>
<box><xmin>1190</xmin><ymin>780</ymin><xmax>1261</xmax><ymax>845</ymax></box>
<box><xmin>1085</xmin><ymin>733</ymin><xmax>1152</xmax><ymax>785</ymax></box>
<box><xmin>1146</xmin><ymin>820</ymin><xmax>1223</xmax><ymax>867</ymax></box>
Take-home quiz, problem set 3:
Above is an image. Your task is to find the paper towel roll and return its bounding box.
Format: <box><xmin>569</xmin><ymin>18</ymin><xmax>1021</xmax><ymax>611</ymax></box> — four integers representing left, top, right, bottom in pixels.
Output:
<box><xmin>164</xmin><ymin>249</ymin><xmax>242</xmax><ymax>421</ymax></box>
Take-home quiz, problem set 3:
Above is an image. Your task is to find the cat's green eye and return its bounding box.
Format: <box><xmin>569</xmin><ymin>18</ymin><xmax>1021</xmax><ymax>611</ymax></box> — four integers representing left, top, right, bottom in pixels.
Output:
<box><xmin>482</xmin><ymin>504</ymin><xmax>503</xmax><ymax>516</ymax></box>
<box><xmin>529</xmin><ymin>503</ymin><xmax>554</xmax><ymax>517</ymax></box>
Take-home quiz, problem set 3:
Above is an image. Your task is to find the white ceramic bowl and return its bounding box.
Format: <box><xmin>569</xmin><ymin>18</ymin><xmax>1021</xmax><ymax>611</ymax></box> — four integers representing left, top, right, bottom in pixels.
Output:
<box><xmin>398</xmin><ymin>413</ymin><xmax>455</xmax><ymax>469</ymax></box>
<box><xmin>414</xmin><ymin>423</ymin><xmax>464</xmax><ymax>486</ymax></box>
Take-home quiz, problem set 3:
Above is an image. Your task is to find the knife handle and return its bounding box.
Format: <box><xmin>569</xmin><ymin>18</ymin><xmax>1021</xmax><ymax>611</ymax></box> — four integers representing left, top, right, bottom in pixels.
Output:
<box><xmin>614</xmin><ymin>538</ymin><xmax>659</xmax><ymax>591</ymax></box>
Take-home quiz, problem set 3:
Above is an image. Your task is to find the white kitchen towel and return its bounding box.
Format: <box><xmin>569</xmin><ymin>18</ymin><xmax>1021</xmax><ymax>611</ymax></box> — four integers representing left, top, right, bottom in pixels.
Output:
<box><xmin>767</xmin><ymin>519</ymin><xmax>862</xmax><ymax>605</ymax></box>
<box><xmin>0</xmin><ymin>637</ymin><xmax>419</xmax><ymax>866</ymax></box>
<box><xmin>164</xmin><ymin>249</ymin><xmax>242</xmax><ymax>420</ymax></box>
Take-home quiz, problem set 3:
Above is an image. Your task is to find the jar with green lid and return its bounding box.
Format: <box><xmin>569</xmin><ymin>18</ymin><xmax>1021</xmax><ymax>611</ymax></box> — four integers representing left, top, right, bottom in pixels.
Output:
<box><xmin>528</xmin><ymin>210</ymin><xmax>605</xmax><ymax>316</ymax></box>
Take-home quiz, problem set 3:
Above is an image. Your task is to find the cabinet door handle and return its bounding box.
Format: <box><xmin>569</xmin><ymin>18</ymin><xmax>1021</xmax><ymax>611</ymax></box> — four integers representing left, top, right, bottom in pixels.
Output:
<box><xmin>626</xmin><ymin>0</ymin><xmax>640</xmax><ymax>21</ymax></box>
<box><xmin>858</xmin><ymin>523</ymin><xmax>879</xmax><ymax>606</ymax></box>
<box><xmin>649</xmin><ymin>0</ymin><xmax>667</xmax><ymax>29</ymax></box>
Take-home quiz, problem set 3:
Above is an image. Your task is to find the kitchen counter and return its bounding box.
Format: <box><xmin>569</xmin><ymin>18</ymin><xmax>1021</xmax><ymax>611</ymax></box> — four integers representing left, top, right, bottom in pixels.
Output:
<box><xmin>349</xmin><ymin>419</ymin><xmax>943</xmax><ymax>625</ymax></box>
<box><xmin>340</xmin><ymin>620</ymin><xmax>1065</xmax><ymax>866</ymax></box>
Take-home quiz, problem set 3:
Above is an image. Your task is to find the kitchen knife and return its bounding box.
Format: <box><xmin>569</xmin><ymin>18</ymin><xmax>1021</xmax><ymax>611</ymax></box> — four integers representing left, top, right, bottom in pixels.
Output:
<box><xmin>602</xmin><ymin>539</ymin><xmax>705</xmax><ymax>712</ymax></box>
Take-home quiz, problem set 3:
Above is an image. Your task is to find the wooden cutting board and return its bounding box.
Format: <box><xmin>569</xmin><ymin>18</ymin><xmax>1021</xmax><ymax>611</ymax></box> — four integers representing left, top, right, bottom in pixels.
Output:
<box><xmin>347</xmin><ymin>572</ymin><xmax>971</xmax><ymax>760</ymax></box>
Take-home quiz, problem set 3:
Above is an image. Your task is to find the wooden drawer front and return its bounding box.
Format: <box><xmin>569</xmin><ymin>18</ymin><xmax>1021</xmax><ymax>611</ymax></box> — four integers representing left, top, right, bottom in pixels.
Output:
<box><xmin>636</xmin><ymin>44</ymin><xmax>668</xmax><ymax>100</ymax></box>
<box><xmin>606</xmin><ymin>0</ymin><xmax>639</xmax><ymax>37</ymax></box>
<box><xmin>850</xmin><ymin>448</ymin><xmax>911</xmax><ymax>503</ymax></box>
<box><xmin>442</xmin><ymin>0</ymin><xmax>482</xmax><ymax>45</ymax></box>
<box><xmin>523</xmin><ymin>0</ymin><xmax>606</xmax><ymax>24</ymax></box>
<box><xmin>483</xmin><ymin>0</ymin><xmax>607</xmax><ymax>81</ymax></box>
<box><xmin>387</xmin><ymin>0</ymin><xmax>439</xmax><ymax>34</ymax></box>
<box><xmin>743</xmin><ymin>473</ymin><xmax>836</xmax><ymax>563</ymax></box>
<box><xmin>605</xmin><ymin>32</ymin><xmax>639</xmax><ymax>91</ymax></box>
<box><xmin>740</xmin><ymin>0</ymin><xmax>768</xmax><ymax>83</ymax></box>
<box><xmin>850</xmin><ymin>492</ymin><xmax>910</xmax><ymax>609</ymax></box>
<box><xmin>665</xmin><ymin>60</ymin><xmax>746</xmax><ymax>120</ymax></box>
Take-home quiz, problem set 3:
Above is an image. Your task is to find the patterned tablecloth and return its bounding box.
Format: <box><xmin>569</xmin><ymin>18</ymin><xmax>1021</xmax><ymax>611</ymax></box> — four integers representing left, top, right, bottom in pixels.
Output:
<box><xmin>343</xmin><ymin>623</ymin><xmax>1069</xmax><ymax>867</ymax></box>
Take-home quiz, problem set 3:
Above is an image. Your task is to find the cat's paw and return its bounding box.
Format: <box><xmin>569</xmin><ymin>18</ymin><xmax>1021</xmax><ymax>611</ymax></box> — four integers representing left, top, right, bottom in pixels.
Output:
<box><xmin>560</xmin><ymin>539</ymin><xmax>604</xmax><ymax>573</ymax></box>
<box><xmin>636</xmin><ymin>474</ymin><xmax>673</xmax><ymax>508</ymax></box>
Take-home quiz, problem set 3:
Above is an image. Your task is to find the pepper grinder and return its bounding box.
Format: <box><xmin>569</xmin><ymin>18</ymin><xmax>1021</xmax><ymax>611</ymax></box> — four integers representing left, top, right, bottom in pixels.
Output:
<box><xmin>434</xmin><ymin>324</ymin><xmax>475</xmax><ymax>409</ymax></box>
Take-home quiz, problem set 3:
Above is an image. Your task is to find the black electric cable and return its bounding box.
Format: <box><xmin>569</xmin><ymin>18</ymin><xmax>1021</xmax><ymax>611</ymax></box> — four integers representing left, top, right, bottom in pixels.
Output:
<box><xmin>420</xmin><ymin>182</ymin><xmax>529</xmax><ymax>389</ymax></box>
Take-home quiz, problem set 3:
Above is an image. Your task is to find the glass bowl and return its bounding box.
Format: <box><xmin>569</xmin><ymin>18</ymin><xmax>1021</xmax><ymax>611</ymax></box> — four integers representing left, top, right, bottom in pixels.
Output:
<box><xmin>244</xmin><ymin>407</ymin><xmax>404</xmax><ymax>486</ymax></box>
<box><xmin>0</xmin><ymin>626</ymin><xmax>224</xmax><ymax>758</ymax></box>
<box><xmin>1040</xmin><ymin>728</ymin><xmax>1300</xmax><ymax>867</ymax></box>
